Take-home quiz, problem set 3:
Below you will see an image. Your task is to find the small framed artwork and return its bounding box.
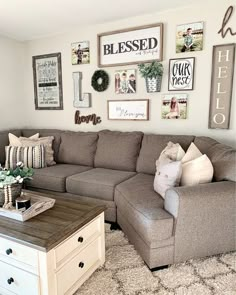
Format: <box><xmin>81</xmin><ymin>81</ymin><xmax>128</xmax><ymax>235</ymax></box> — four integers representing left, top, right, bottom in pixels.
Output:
<box><xmin>108</xmin><ymin>99</ymin><xmax>149</xmax><ymax>121</ymax></box>
<box><xmin>32</xmin><ymin>52</ymin><xmax>63</xmax><ymax>110</ymax></box>
<box><xmin>161</xmin><ymin>94</ymin><xmax>188</xmax><ymax>119</ymax></box>
<box><xmin>98</xmin><ymin>23</ymin><xmax>163</xmax><ymax>67</ymax></box>
<box><xmin>176</xmin><ymin>22</ymin><xmax>204</xmax><ymax>53</ymax></box>
<box><xmin>168</xmin><ymin>57</ymin><xmax>195</xmax><ymax>91</ymax></box>
<box><xmin>115</xmin><ymin>69</ymin><xmax>136</xmax><ymax>94</ymax></box>
<box><xmin>71</xmin><ymin>41</ymin><xmax>90</xmax><ymax>65</ymax></box>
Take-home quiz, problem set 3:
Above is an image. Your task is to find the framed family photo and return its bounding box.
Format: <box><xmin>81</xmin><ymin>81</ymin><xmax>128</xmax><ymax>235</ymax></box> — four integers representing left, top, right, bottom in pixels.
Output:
<box><xmin>115</xmin><ymin>69</ymin><xmax>136</xmax><ymax>94</ymax></box>
<box><xmin>71</xmin><ymin>41</ymin><xmax>90</xmax><ymax>65</ymax></box>
<box><xmin>168</xmin><ymin>57</ymin><xmax>195</xmax><ymax>91</ymax></box>
<box><xmin>32</xmin><ymin>52</ymin><xmax>63</xmax><ymax>110</ymax></box>
<box><xmin>107</xmin><ymin>99</ymin><xmax>149</xmax><ymax>120</ymax></box>
<box><xmin>176</xmin><ymin>22</ymin><xmax>204</xmax><ymax>53</ymax></box>
<box><xmin>161</xmin><ymin>94</ymin><xmax>188</xmax><ymax>119</ymax></box>
<box><xmin>98</xmin><ymin>23</ymin><xmax>163</xmax><ymax>67</ymax></box>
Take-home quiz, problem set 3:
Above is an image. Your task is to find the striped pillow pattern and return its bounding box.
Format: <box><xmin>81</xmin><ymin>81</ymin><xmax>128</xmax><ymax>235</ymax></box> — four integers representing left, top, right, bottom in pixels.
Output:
<box><xmin>5</xmin><ymin>145</ymin><xmax>46</xmax><ymax>169</ymax></box>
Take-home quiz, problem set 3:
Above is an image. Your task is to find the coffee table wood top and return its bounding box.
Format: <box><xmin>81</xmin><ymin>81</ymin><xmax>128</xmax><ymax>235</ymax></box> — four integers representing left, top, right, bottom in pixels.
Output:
<box><xmin>0</xmin><ymin>192</ymin><xmax>106</xmax><ymax>252</ymax></box>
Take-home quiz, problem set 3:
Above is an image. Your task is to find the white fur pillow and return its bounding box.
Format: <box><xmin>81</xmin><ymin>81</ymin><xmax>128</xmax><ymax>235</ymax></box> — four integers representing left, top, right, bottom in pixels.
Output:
<box><xmin>182</xmin><ymin>142</ymin><xmax>202</xmax><ymax>163</ymax></box>
<box><xmin>181</xmin><ymin>154</ymin><xmax>214</xmax><ymax>186</ymax></box>
<box><xmin>154</xmin><ymin>155</ymin><xmax>182</xmax><ymax>199</ymax></box>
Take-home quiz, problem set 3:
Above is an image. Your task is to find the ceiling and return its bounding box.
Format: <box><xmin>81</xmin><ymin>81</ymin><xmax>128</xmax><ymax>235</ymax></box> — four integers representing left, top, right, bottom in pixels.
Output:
<box><xmin>0</xmin><ymin>0</ymin><xmax>198</xmax><ymax>41</ymax></box>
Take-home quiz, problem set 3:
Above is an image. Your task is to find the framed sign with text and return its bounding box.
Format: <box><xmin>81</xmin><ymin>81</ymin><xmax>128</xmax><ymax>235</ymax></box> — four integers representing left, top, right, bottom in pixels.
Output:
<box><xmin>107</xmin><ymin>99</ymin><xmax>149</xmax><ymax>121</ymax></box>
<box><xmin>98</xmin><ymin>23</ymin><xmax>163</xmax><ymax>67</ymax></box>
<box><xmin>209</xmin><ymin>44</ymin><xmax>235</xmax><ymax>129</ymax></box>
<box><xmin>32</xmin><ymin>52</ymin><xmax>63</xmax><ymax>110</ymax></box>
<box><xmin>168</xmin><ymin>57</ymin><xmax>195</xmax><ymax>91</ymax></box>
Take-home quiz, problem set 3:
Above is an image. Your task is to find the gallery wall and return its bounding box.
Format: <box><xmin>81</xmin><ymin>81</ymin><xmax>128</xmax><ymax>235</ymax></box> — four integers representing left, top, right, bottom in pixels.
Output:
<box><xmin>0</xmin><ymin>36</ymin><xmax>26</xmax><ymax>129</ymax></box>
<box><xmin>22</xmin><ymin>0</ymin><xmax>236</xmax><ymax>147</ymax></box>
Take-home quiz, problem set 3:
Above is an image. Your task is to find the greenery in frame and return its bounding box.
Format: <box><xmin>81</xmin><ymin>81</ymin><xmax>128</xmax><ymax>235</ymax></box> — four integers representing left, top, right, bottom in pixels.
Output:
<box><xmin>138</xmin><ymin>61</ymin><xmax>164</xmax><ymax>79</ymax></box>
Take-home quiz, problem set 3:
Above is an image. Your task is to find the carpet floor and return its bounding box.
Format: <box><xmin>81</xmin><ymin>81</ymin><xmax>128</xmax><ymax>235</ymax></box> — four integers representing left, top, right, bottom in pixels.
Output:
<box><xmin>75</xmin><ymin>224</ymin><xmax>236</xmax><ymax>295</ymax></box>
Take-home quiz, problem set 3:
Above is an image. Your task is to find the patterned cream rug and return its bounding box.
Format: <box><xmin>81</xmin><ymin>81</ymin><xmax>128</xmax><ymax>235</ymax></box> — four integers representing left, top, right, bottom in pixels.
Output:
<box><xmin>75</xmin><ymin>224</ymin><xmax>236</xmax><ymax>295</ymax></box>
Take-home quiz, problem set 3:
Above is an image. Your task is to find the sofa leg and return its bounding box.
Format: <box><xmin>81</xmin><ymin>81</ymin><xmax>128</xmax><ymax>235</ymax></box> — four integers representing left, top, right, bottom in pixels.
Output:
<box><xmin>150</xmin><ymin>265</ymin><xmax>169</xmax><ymax>272</ymax></box>
<box><xmin>110</xmin><ymin>222</ymin><xmax>121</xmax><ymax>231</ymax></box>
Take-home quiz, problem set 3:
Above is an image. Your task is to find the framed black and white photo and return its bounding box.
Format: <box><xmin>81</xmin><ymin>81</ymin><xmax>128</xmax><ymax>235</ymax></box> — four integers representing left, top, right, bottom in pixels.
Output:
<box><xmin>107</xmin><ymin>99</ymin><xmax>149</xmax><ymax>121</ymax></box>
<box><xmin>32</xmin><ymin>52</ymin><xmax>63</xmax><ymax>110</ymax></box>
<box><xmin>98</xmin><ymin>23</ymin><xmax>163</xmax><ymax>67</ymax></box>
<box><xmin>168</xmin><ymin>57</ymin><xmax>195</xmax><ymax>91</ymax></box>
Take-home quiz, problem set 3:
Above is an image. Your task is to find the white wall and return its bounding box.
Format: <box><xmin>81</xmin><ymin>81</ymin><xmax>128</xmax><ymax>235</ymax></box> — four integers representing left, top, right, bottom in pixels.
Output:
<box><xmin>23</xmin><ymin>0</ymin><xmax>236</xmax><ymax>147</ymax></box>
<box><xmin>0</xmin><ymin>35</ymin><xmax>26</xmax><ymax>130</ymax></box>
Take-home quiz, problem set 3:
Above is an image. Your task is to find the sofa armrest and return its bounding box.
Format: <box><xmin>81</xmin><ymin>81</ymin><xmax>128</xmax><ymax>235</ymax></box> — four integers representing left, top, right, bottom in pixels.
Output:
<box><xmin>164</xmin><ymin>181</ymin><xmax>236</xmax><ymax>262</ymax></box>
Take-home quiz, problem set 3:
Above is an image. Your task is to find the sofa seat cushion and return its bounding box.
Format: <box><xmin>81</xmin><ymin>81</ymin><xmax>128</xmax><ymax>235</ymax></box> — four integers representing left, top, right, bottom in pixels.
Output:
<box><xmin>66</xmin><ymin>168</ymin><xmax>136</xmax><ymax>201</ymax></box>
<box><xmin>115</xmin><ymin>173</ymin><xmax>174</xmax><ymax>245</ymax></box>
<box><xmin>28</xmin><ymin>164</ymin><xmax>92</xmax><ymax>192</ymax></box>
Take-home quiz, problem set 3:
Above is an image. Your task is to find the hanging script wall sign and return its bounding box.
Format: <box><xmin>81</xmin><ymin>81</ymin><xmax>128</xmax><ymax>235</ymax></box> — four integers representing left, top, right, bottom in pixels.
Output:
<box><xmin>209</xmin><ymin>44</ymin><xmax>235</xmax><ymax>129</ymax></box>
<box><xmin>218</xmin><ymin>6</ymin><xmax>236</xmax><ymax>38</ymax></box>
<box><xmin>74</xmin><ymin>110</ymin><xmax>101</xmax><ymax>125</ymax></box>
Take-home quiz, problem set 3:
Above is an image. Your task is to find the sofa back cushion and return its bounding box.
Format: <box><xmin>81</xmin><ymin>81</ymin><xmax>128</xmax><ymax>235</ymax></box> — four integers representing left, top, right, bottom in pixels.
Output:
<box><xmin>0</xmin><ymin>130</ymin><xmax>21</xmax><ymax>165</ymax></box>
<box><xmin>194</xmin><ymin>136</ymin><xmax>236</xmax><ymax>182</ymax></box>
<box><xmin>137</xmin><ymin>134</ymin><xmax>195</xmax><ymax>175</ymax></box>
<box><xmin>21</xmin><ymin>129</ymin><xmax>62</xmax><ymax>162</ymax></box>
<box><xmin>94</xmin><ymin>130</ymin><xmax>143</xmax><ymax>172</ymax></box>
<box><xmin>58</xmin><ymin>131</ymin><xmax>98</xmax><ymax>166</ymax></box>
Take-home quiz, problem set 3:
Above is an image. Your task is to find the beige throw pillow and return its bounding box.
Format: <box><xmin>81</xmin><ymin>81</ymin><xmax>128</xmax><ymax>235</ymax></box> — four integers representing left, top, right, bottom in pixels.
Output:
<box><xmin>9</xmin><ymin>133</ymin><xmax>39</xmax><ymax>146</ymax></box>
<box><xmin>154</xmin><ymin>155</ymin><xmax>182</xmax><ymax>199</ymax></box>
<box><xmin>18</xmin><ymin>137</ymin><xmax>56</xmax><ymax>166</ymax></box>
<box><xmin>181</xmin><ymin>154</ymin><xmax>214</xmax><ymax>186</ymax></box>
<box><xmin>181</xmin><ymin>142</ymin><xmax>202</xmax><ymax>164</ymax></box>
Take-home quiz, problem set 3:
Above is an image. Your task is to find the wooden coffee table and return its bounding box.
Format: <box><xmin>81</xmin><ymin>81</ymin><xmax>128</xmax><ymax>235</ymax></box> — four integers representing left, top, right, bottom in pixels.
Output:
<box><xmin>0</xmin><ymin>192</ymin><xmax>106</xmax><ymax>295</ymax></box>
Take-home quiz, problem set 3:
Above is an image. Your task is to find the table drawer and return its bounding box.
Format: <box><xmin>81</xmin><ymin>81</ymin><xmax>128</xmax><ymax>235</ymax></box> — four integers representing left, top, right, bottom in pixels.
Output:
<box><xmin>55</xmin><ymin>214</ymin><xmax>102</xmax><ymax>264</ymax></box>
<box><xmin>0</xmin><ymin>237</ymin><xmax>38</xmax><ymax>268</ymax></box>
<box><xmin>56</xmin><ymin>236</ymin><xmax>102</xmax><ymax>295</ymax></box>
<box><xmin>0</xmin><ymin>260</ymin><xmax>40</xmax><ymax>295</ymax></box>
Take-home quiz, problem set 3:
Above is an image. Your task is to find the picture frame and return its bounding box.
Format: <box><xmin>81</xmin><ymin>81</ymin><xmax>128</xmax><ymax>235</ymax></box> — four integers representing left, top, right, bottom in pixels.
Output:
<box><xmin>208</xmin><ymin>43</ymin><xmax>235</xmax><ymax>129</ymax></box>
<box><xmin>98</xmin><ymin>23</ymin><xmax>163</xmax><ymax>67</ymax></box>
<box><xmin>32</xmin><ymin>52</ymin><xmax>63</xmax><ymax>110</ymax></box>
<box><xmin>161</xmin><ymin>94</ymin><xmax>188</xmax><ymax>119</ymax></box>
<box><xmin>176</xmin><ymin>22</ymin><xmax>204</xmax><ymax>53</ymax></box>
<box><xmin>71</xmin><ymin>41</ymin><xmax>90</xmax><ymax>65</ymax></box>
<box><xmin>168</xmin><ymin>57</ymin><xmax>195</xmax><ymax>91</ymax></box>
<box><xmin>107</xmin><ymin>99</ymin><xmax>149</xmax><ymax>121</ymax></box>
<box><xmin>115</xmin><ymin>69</ymin><xmax>136</xmax><ymax>94</ymax></box>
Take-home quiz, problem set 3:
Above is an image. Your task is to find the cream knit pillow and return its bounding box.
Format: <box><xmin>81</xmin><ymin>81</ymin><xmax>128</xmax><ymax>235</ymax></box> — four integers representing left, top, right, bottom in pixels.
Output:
<box><xmin>9</xmin><ymin>133</ymin><xmax>39</xmax><ymax>146</ymax></box>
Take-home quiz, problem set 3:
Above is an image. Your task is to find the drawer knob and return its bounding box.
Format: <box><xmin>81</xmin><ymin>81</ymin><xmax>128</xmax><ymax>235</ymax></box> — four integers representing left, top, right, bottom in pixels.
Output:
<box><xmin>6</xmin><ymin>248</ymin><xmax>13</xmax><ymax>255</ymax></box>
<box><xmin>78</xmin><ymin>236</ymin><xmax>84</xmax><ymax>243</ymax></box>
<box><xmin>79</xmin><ymin>262</ymin><xmax>84</xmax><ymax>268</ymax></box>
<box><xmin>7</xmin><ymin>278</ymin><xmax>14</xmax><ymax>285</ymax></box>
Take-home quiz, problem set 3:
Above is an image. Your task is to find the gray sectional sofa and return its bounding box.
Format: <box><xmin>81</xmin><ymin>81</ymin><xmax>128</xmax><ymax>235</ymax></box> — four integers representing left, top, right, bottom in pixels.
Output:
<box><xmin>0</xmin><ymin>129</ymin><xmax>235</xmax><ymax>269</ymax></box>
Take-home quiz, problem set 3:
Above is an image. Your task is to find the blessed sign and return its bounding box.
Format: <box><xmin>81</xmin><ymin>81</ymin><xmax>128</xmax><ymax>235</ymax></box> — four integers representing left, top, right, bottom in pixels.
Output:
<box><xmin>98</xmin><ymin>24</ymin><xmax>163</xmax><ymax>67</ymax></box>
<box><xmin>168</xmin><ymin>57</ymin><xmax>195</xmax><ymax>91</ymax></box>
<box><xmin>209</xmin><ymin>44</ymin><xmax>235</xmax><ymax>129</ymax></box>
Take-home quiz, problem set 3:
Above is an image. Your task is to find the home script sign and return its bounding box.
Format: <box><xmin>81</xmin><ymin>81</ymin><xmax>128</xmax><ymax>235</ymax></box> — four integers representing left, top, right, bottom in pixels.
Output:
<box><xmin>209</xmin><ymin>44</ymin><xmax>235</xmax><ymax>129</ymax></box>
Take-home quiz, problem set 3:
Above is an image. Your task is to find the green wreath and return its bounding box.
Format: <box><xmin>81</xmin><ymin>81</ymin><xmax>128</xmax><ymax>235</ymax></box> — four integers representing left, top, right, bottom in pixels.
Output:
<box><xmin>91</xmin><ymin>70</ymin><xmax>109</xmax><ymax>92</ymax></box>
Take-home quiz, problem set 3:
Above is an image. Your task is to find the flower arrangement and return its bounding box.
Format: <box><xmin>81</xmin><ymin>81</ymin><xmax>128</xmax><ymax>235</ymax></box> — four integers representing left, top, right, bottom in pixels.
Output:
<box><xmin>0</xmin><ymin>162</ymin><xmax>34</xmax><ymax>188</ymax></box>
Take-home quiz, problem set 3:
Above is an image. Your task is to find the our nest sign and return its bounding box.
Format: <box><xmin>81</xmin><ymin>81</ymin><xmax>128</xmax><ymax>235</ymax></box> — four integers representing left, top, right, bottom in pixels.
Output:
<box><xmin>209</xmin><ymin>44</ymin><xmax>235</xmax><ymax>129</ymax></box>
<box><xmin>97</xmin><ymin>23</ymin><xmax>163</xmax><ymax>67</ymax></box>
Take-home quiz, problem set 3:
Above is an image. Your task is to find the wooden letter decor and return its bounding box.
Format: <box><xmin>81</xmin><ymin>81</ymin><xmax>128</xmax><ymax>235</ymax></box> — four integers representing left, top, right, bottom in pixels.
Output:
<box><xmin>209</xmin><ymin>44</ymin><xmax>235</xmax><ymax>129</ymax></box>
<box><xmin>218</xmin><ymin>6</ymin><xmax>236</xmax><ymax>38</ymax></box>
<box><xmin>74</xmin><ymin>110</ymin><xmax>102</xmax><ymax>125</ymax></box>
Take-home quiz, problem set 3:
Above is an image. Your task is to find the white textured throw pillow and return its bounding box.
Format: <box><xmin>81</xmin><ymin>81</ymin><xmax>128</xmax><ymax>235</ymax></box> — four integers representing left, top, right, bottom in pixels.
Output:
<box><xmin>9</xmin><ymin>133</ymin><xmax>39</xmax><ymax>146</ymax></box>
<box><xmin>154</xmin><ymin>155</ymin><xmax>182</xmax><ymax>199</ymax></box>
<box><xmin>181</xmin><ymin>142</ymin><xmax>202</xmax><ymax>164</ymax></box>
<box><xmin>181</xmin><ymin>154</ymin><xmax>214</xmax><ymax>186</ymax></box>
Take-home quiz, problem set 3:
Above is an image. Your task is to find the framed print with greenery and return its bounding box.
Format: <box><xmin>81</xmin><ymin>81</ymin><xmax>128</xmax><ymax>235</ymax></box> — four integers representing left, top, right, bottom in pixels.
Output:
<box><xmin>98</xmin><ymin>23</ymin><xmax>163</xmax><ymax>67</ymax></box>
<box><xmin>32</xmin><ymin>52</ymin><xmax>63</xmax><ymax>110</ymax></box>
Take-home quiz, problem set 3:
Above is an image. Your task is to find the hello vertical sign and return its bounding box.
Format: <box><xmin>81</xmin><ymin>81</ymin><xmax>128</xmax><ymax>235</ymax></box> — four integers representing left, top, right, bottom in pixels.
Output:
<box><xmin>209</xmin><ymin>44</ymin><xmax>235</xmax><ymax>129</ymax></box>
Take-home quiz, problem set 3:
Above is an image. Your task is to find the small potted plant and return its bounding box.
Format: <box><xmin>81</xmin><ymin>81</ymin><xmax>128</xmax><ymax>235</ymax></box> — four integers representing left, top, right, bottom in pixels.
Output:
<box><xmin>0</xmin><ymin>162</ymin><xmax>34</xmax><ymax>207</ymax></box>
<box><xmin>138</xmin><ymin>61</ymin><xmax>164</xmax><ymax>93</ymax></box>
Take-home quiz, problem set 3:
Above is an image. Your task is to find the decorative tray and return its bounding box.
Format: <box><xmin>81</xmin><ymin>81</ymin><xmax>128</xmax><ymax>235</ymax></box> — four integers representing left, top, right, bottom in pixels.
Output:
<box><xmin>0</xmin><ymin>192</ymin><xmax>55</xmax><ymax>222</ymax></box>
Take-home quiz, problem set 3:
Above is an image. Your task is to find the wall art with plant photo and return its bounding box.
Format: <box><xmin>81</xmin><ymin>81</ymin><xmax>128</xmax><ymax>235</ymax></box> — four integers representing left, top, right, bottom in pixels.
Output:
<box><xmin>168</xmin><ymin>57</ymin><xmax>195</xmax><ymax>91</ymax></box>
<box><xmin>71</xmin><ymin>41</ymin><xmax>90</xmax><ymax>65</ymax></box>
<box><xmin>176</xmin><ymin>22</ymin><xmax>203</xmax><ymax>53</ymax></box>
<box><xmin>115</xmin><ymin>69</ymin><xmax>136</xmax><ymax>94</ymax></box>
<box><xmin>161</xmin><ymin>94</ymin><xmax>188</xmax><ymax>119</ymax></box>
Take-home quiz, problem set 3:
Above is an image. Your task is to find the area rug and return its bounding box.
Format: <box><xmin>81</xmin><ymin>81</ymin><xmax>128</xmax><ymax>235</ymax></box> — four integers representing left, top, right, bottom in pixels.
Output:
<box><xmin>75</xmin><ymin>224</ymin><xmax>236</xmax><ymax>295</ymax></box>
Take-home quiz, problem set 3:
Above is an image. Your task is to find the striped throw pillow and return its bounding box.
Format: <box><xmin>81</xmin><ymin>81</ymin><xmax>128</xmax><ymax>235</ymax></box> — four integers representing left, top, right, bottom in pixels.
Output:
<box><xmin>5</xmin><ymin>145</ymin><xmax>46</xmax><ymax>169</ymax></box>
